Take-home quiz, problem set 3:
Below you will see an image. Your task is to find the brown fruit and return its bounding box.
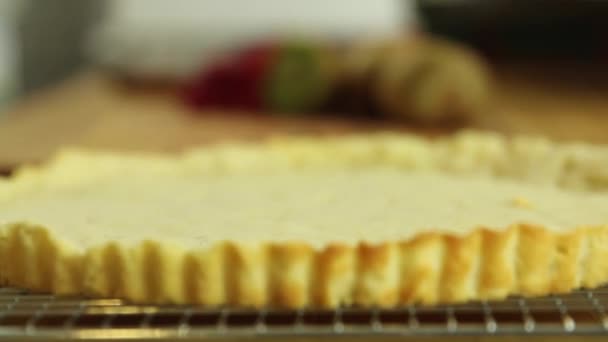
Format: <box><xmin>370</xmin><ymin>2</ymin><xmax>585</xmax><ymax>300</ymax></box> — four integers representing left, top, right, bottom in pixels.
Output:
<box><xmin>344</xmin><ymin>37</ymin><xmax>490</xmax><ymax>123</ymax></box>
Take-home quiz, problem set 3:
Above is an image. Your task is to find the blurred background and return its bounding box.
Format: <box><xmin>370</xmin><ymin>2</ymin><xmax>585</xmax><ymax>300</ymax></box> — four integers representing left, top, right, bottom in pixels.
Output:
<box><xmin>1</xmin><ymin>0</ymin><xmax>608</xmax><ymax>171</ymax></box>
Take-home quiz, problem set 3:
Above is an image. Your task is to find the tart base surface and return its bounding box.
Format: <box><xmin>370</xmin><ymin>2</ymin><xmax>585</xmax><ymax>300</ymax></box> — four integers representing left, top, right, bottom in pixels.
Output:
<box><xmin>1</xmin><ymin>131</ymin><xmax>608</xmax><ymax>307</ymax></box>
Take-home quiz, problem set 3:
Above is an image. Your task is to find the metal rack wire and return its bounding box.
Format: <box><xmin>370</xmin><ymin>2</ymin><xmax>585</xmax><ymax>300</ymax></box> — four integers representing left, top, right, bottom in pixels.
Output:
<box><xmin>0</xmin><ymin>287</ymin><xmax>608</xmax><ymax>341</ymax></box>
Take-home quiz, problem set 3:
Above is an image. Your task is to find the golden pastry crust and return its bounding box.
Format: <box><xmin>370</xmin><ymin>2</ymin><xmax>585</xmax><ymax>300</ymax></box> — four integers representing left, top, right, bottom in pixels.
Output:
<box><xmin>2</xmin><ymin>223</ymin><xmax>608</xmax><ymax>308</ymax></box>
<box><xmin>1</xmin><ymin>131</ymin><xmax>608</xmax><ymax>308</ymax></box>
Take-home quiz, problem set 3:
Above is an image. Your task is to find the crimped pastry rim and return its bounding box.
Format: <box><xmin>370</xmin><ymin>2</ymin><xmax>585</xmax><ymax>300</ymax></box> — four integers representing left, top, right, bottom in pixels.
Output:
<box><xmin>1</xmin><ymin>131</ymin><xmax>608</xmax><ymax>308</ymax></box>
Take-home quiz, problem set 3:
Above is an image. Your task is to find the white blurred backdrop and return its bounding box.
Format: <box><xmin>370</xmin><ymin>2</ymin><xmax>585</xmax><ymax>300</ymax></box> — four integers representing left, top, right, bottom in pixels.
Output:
<box><xmin>90</xmin><ymin>0</ymin><xmax>418</xmax><ymax>79</ymax></box>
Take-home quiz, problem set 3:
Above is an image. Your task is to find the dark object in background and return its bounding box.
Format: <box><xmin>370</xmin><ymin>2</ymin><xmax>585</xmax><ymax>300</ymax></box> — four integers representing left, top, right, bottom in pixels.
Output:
<box><xmin>417</xmin><ymin>0</ymin><xmax>608</xmax><ymax>61</ymax></box>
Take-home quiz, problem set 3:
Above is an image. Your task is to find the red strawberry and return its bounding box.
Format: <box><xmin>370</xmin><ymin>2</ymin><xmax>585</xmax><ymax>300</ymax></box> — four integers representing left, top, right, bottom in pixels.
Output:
<box><xmin>181</xmin><ymin>60</ymin><xmax>238</xmax><ymax>108</ymax></box>
<box><xmin>181</xmin><ymin>42</ymin><xmax>278</xmax><ymax>111</ymax></box>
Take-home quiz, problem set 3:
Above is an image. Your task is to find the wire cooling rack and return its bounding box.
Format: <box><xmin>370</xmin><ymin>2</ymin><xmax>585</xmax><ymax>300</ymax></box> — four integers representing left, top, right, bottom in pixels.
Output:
<box><xmin>0</xmin><ymin>287</ymin><xmax>608</xmax><ymax>341</ymax></box>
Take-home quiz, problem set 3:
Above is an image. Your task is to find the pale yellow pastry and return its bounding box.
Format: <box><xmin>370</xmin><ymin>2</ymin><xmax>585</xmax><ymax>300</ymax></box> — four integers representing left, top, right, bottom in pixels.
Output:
<box><xmin>1</xmin><ymin>131</ymin><xmax>608</xmax><ymax>308</ymax></box>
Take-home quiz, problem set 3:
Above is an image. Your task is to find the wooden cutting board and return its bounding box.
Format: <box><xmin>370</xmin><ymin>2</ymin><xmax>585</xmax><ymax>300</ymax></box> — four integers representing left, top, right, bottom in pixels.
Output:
<box><xmin>1</xmin><ymin>64</ymin><xmax>608</xmax><ymax>170</ymax></box>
